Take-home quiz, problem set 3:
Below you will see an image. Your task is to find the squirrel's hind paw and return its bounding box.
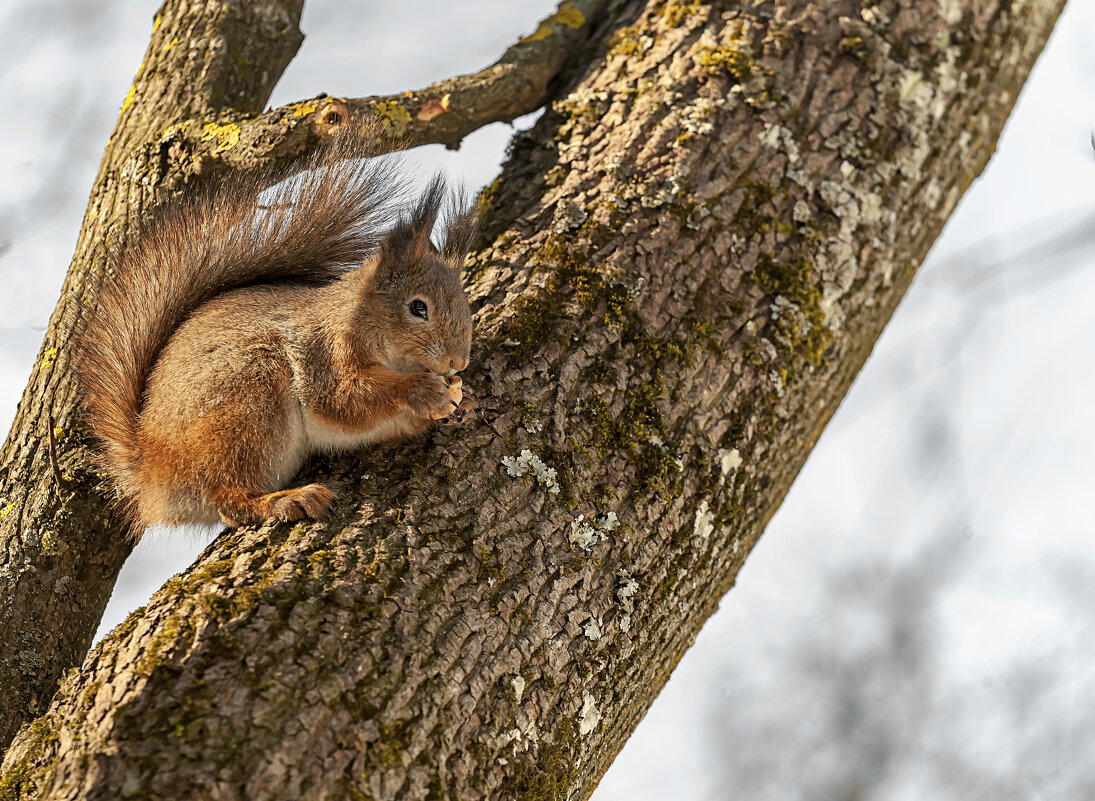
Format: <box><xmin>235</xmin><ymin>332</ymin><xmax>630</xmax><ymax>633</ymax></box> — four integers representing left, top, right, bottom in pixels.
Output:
<box><xmin>218</xmin><ymin>484</ymin><xmax>337</xmax><ymax>526</ymax></box>
<box><xmin>264</xmin><ymin>484</ymin><xmax>337</xmax><ymax>521</ymax></box>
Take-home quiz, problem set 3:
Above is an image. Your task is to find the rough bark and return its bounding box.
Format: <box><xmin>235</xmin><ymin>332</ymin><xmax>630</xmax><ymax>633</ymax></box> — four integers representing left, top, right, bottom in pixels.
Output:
<box><xmin>0</xmin><ymin>0</ymin><xmax>1064</xmax><ymax>799</ymax></box>
<box><xmin>0</xmin><ymin>0</ymin><xmax>604</xmax><ymax>752</ymax></box>
<box><xmin>0</xmin><ymin>0</ymin><xmax>308</xmax><ymax>751</ymax></box>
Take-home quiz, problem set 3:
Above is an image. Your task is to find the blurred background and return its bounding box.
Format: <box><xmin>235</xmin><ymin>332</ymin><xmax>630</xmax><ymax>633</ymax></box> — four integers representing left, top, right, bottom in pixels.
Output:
<box><xmin>2</xmin><ymin>2</ymin><xmax>1094</xmax><ymax>798</ymax></box>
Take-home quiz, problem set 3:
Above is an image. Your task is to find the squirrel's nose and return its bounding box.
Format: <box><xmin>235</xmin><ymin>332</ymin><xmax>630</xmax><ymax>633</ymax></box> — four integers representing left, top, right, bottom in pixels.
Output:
<box><xmin>448</xmin><ymin>353</ymin><xmax>469</xmax><ymax>372</ymax></box>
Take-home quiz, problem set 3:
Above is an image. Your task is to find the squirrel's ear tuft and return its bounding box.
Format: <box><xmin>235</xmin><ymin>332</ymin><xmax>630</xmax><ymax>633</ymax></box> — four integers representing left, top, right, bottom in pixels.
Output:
<box><xmin>441</xmin><ymin>190</ymin><xmax>479</xmax><ymax>272</ymax></box>
<box><xmin>381</xmin><ymin>174</ymin><xmax>446</xmax><ymax>266</ymax></box>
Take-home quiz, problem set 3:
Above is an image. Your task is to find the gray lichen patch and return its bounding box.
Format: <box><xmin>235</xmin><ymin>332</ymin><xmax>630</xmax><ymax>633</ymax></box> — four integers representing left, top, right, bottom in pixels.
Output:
<box><xmin>568</xmin><ymin>511</ymin><xmax>619</xmax><ymax>550</ymax></box>
<box><xmin>578</xmin><ymin>690</ymin><xmax>601</xmax><ymax>736</ymax></box>
<box><xmin>501</xmin><ymin>449</ymin><xmax>562</xmax><ymax>496</ymax></box>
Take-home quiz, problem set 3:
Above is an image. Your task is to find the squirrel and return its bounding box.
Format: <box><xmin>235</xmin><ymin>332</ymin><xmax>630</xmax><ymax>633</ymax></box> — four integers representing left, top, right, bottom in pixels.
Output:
<box><xmin>74</xmin><ymin>132</ymin><xmax>477</xmax><ymax>531</ymax></box>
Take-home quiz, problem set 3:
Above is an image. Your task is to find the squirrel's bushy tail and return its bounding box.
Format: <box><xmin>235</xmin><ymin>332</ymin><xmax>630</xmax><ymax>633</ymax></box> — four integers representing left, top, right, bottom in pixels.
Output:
<box><xmin>75</xmin><ymin>132</ymin><xmax>402</xmax><ymax>519</ymax></box>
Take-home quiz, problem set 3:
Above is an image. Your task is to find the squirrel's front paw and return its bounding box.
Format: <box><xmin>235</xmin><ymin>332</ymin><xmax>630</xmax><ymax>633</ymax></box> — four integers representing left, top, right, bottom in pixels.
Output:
<box><xmin>441</xmin><ymin>377</ymin><xmax>476</xmax><ymax>425</ymax></box>
<box><xmin>406</xmin><ymin>373</ymin><xmax>461</xmax><ymax>420</ymax></box>
<box><xmin>444</xmin><ymin>374</ymin><xmax>463</xmax><ymax>412</ymax></box>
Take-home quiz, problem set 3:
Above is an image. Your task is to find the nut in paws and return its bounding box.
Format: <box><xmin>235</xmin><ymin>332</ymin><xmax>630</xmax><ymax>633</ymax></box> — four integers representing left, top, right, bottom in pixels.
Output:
<box><xmin>407</xmin><ymin>372</ymin><xmax>461</xmax><ymax>420</ymax></box>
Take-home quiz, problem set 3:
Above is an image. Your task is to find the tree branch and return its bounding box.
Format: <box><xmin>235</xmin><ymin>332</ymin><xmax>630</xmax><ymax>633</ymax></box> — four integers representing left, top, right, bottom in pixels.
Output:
<box><xmin>144</xmin><ymin>0</ymin><xmax>613</xmax><ymax>180</ymax></box>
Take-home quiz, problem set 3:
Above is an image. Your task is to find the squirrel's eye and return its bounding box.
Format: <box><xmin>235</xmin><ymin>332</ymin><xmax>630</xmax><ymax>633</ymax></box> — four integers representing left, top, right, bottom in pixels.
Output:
<box><xmin>408</xmin><ymin>299</ymin><xmax>429</xmax><ymax>320</ymax></box>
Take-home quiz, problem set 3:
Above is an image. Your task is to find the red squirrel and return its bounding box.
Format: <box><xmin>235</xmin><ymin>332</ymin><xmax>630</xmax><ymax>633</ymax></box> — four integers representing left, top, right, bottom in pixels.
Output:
<box><xmin>75</xmin><ymin>133</ymin><xmax>476</xmax><ymax>530</ymax></box>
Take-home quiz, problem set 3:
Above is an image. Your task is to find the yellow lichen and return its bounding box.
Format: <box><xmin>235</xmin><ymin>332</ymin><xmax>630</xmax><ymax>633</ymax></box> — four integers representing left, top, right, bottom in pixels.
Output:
<box><xmin>699</xmin><ymin>44</ymin><xmax>756</xmax><ymax>82</ymax></box>
<box><xmin>120</xmin><ymin>85</ymin><xmax>136</xmax><ymax>115</ymax></box>
<box><xmin>609</xmin><ymin>24</ymin><xmax>644</xmax><ymax>57</ymax></box>
<box><xmin>161</xmin><ymin>121</ymin><xmax>190</xmax><ymax>139</ymax></box>
<box><xmin>289</xmin><ymin>100</ymin><xmax>319</xmax><ymax>118</ymax></box>
<box><xmin>373</xmin><ymin>100</ymin><xmax>412</xmax><ymax>137</ymax></box>
<box><xmin>40</xmin><ymin>529</ymin><xmax>66</xmax><ymax>557</ymax></box>
<box><xmin>38</xmin><ymin>347</ymin><xmax>57</xmax><ymax>371</ymax></box>
<box><xmin>201</xmin><ymin>122</ymin><xmax>241</xmax><ymax>156</ymax></box>
<box><xmin>521</xmin><ymin>2</ymin><xmax>585</xmax><ymax>42</ymax></box>
<box><xmin>164</xmin><ymin>37</ymin><xmax>178</xmax><ymax>52</ymax></box>
<box><xmin>661</xmin><ymin>0</ymin><xmax>702</xmax><ymax>26</ymax></box>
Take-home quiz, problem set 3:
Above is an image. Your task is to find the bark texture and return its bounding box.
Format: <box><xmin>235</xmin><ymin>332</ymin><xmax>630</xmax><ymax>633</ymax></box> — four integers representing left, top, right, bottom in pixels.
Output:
<box><xmin>0</xmin><ymin>0</ymin><xmax>1064</xmax><ymax>799</ymax></box>
<box><xmin>0</xmin><ymin>0</ymin><xmax>604</xmax><ymax>751</ymax></box>
<box><xmin>0</xmin><ymin>0</ymin><xmax>308</xmax><ymax>750</ymax></box>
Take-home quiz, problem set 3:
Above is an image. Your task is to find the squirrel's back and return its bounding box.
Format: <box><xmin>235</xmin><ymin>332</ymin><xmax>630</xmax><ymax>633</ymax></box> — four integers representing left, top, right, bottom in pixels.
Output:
<box><xmin>75</xmin><ymin>133</ymin><xmax>403</xmax><ymax>524</ymax></box>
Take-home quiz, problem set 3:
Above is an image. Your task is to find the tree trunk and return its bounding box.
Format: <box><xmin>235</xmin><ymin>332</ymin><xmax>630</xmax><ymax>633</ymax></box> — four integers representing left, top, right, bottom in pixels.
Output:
<box><xmin>0</xmin><ymin>0</ymin><xmax>1064</xmax><ymax>799</ymax></box>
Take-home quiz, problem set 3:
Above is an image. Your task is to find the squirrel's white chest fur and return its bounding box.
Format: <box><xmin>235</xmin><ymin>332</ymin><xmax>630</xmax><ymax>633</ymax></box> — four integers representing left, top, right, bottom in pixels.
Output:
<box><xmin>265</xmin><ymin>401</ymin><xmax>415</xmax><ymax>490</ymax></box>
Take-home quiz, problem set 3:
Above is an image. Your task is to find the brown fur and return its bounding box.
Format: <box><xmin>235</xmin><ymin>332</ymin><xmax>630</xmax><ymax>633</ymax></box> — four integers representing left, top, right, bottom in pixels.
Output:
<box><xmin>75</xmin><ymin>134</ymin><xmax>477</xmax><ymax>533</ymax></box>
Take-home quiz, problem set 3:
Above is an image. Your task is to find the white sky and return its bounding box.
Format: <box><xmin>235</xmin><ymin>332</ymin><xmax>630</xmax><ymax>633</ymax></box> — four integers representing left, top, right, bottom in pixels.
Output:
<box><xmin>2</xmin><ymin>2</ymin><xmax>1093</xmax><ymax>798</ymax></box>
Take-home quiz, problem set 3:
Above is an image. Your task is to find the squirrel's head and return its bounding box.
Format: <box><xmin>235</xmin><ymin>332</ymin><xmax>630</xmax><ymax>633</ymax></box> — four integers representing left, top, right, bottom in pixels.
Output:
<box><xmin>363</xmin><ymin>176</ymin><xmax>477</xmax><ymax>375</ymax></box>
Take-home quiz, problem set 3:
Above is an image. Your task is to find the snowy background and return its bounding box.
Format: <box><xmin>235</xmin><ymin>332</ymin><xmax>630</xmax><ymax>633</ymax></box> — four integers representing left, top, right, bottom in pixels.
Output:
<box><xmin>2</xmin><ymin>1</ymin><xmax>1094</xmax><ymax>798</ymax></box>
